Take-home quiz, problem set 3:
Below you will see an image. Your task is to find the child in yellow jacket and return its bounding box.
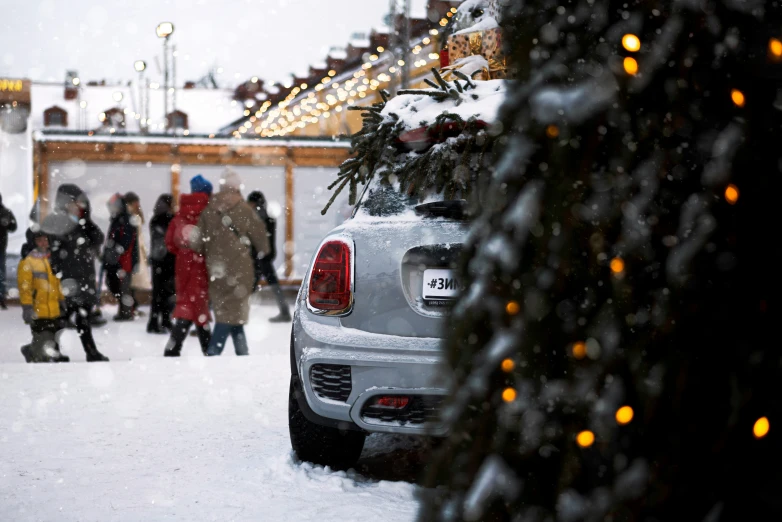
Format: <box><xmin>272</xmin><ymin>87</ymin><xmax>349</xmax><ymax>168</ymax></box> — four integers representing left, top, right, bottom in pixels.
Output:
<box><xmin>18</xmin><ymin>230</ymin><xmax>69</xmax><ymax>363</ymax></box>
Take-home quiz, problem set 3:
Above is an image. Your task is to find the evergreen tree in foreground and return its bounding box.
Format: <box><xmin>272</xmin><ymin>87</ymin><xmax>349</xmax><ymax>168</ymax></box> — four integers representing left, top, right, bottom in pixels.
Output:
<box><xmin>422</xmin><ymin>0</ymin><xmax>782</xmax><ymax>520</ymax></box>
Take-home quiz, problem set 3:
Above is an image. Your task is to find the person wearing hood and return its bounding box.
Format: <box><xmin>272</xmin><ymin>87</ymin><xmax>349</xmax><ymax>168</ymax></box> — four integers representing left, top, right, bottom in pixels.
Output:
<box><xmin>40</xmin><ymin>184</ymin><xmax>109</xmax><ymax>362</ymax></box>
<box><xmin>163</xmin><ymin>175</ymin><xmax>213</xmax><ymax>356</ymax></box>
<box><xmin>18</xmin><ymin>229</ymin><xmax>69</xmax><ymax>363</ymax></box>
<box><xmin>20</xmin><ymin>201</ymin><xmax>40</xmax><ymax>259</ymax></box>
<box><xmin>0</xmin><ymin>192</ymin><xmax>18</xmax><ymax>310</ymax></box>
<box><xmin>192</xmin><ymin>169</ymin><xmax>269</xmax><ymax>356</ymax></box>
<box><xmin>148</xmin><ymin>194</ymin><xmax>176</xmax><ymax>333</ymax></box>
<box><xmin>103</xmin><ymin>193</ymin><xmax>138</xmax><ymax>322</ymax></box>
<box><xmin>247</xmin><ymin>190</ymin><xmax>290</xmax><ymax>322</ymax></box>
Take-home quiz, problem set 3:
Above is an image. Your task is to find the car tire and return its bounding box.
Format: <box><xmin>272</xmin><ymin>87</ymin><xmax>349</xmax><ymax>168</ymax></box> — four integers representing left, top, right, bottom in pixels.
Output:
<box><xmin>288</xmin><ymin>377</ymin><xmax>366</xmax><ymax>470</ymax></box>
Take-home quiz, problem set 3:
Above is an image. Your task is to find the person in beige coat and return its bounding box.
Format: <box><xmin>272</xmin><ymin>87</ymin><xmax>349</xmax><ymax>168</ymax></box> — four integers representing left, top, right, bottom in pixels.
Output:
<box><xmin>192</xmin><ymin>169</ymin><xmax>269</xmax><ymax>356</ymax></box>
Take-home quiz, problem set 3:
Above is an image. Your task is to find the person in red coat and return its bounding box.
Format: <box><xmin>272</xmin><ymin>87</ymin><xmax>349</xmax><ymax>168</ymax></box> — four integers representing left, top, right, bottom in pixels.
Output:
<box><xmin>163</xmin><ymin>175</ymin><xmax>213</xmax><ymax>356</ymax></box>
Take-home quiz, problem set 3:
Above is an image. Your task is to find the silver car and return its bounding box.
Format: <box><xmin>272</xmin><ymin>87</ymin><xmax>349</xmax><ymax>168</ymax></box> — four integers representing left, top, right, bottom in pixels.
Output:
<box><xmin>288</xmin><ymin>180</ymin><xmax>468</xmax><ymax>469</ymax></box>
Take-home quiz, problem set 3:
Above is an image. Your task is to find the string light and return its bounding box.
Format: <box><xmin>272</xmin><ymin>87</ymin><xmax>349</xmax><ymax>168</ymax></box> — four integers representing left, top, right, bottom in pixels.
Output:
<box><xmin>731</xmin><ymin>89</ymin><xmax>745</xmax><ymax>107</ymax></box>
<box><xmin>623</xmin><ymin>57</ymin><xmax>639</xmax><ymax>75</ymax></box>
<box><xmin>754</xmin><ymin>416</ymin><xmax>770</xmax><ymax>439</ymax></box>
<box><xmin>622</xmin><ymin>34</ymin><xmax>641</xmax><ymax>52</ymax></box>
<box><xmin>724</xmin><ymin>184</ymin><xmax>739</xmax><ymax>204</ymax></box>
<box><xmin>546</xmin><ymin>125</ymin><xmax>559</xmax><ymax>138</ymax></box>
<box><xmin>610</xmin><ymin>257</ymin><xmax>625</xmax><ymax>275</ymax></box>
<box><xmin>616</xmin><ymin>406</ymin><xmax>634</xmax><ymax>425</ymax></box>
<box><xmin>502</xmin><ymin>387</ymin><xmax>517</xmax><ymax>402</ymax></box>
<box><xmin>572</xmin><ymin>341</ymin><xmax>587</xmax><ymax>360</ymax></box>
<box><xmin>501</xmin><ymin>358</ymin><xmax>515</xmax><ymax>372</ymax></box>
<box><xmin>238</xmin><ymin>16</ymin><xmax>446</xmax><ymax>137</ymax></box>
<box><xmin>576</xmin><ymin>430</ymin><xmax>595</xmax><ymax>447</ymax></box>
<box><xmin>506</xmin><ymin>301</ymin><xmax>520</xmax><ymax>315</ymax></box>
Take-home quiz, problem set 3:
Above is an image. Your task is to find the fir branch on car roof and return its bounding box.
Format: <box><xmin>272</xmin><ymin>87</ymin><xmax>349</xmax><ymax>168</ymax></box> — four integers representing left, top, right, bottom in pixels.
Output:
<box><xmin>321</xmin><ymin>74</ymin><xmax>497</xmax><ymax>215</ymax></box>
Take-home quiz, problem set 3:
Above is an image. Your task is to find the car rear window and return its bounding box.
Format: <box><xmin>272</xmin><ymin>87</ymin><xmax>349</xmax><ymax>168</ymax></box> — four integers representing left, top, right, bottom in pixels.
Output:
<box><xmin>355</xmin><ymin>179</ymin><xmax>446</xmax><ymax>218</ymax></box>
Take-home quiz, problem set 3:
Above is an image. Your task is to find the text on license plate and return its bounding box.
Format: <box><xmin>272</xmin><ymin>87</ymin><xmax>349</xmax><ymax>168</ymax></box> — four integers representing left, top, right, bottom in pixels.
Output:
<box><xmin>422</xmin><ymin>268</ymin><xmax>462</xmax><ymax>301</ymax></box>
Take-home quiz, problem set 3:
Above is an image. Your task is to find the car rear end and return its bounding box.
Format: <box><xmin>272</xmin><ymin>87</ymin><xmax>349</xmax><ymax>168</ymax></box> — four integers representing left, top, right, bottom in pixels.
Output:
<box><xmin>290</xmin><ymin>183</ymin><xmax>468</xmax><ymax>463</ymax></box>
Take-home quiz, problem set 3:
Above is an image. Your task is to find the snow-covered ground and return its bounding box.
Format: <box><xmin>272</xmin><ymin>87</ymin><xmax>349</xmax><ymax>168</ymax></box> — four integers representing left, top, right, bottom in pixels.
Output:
<box><xmin>0</xmin><ymin>301</ymin><xmax>423</xmax><ymax>521</ymax></box>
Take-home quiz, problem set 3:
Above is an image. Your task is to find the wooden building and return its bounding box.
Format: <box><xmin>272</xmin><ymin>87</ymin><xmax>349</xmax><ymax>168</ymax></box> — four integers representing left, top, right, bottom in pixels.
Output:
<box><xmin>34</xmin><ymin>131</ymin><xmax>353</xmax><ymax>284</ymax></box>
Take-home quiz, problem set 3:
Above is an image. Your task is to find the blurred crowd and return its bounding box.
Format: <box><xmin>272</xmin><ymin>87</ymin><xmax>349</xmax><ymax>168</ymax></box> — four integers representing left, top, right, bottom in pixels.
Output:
<box><xmin>0</xmin><ymin>168</ymin><xmax>291</xmax><ymax>363</ymax></box>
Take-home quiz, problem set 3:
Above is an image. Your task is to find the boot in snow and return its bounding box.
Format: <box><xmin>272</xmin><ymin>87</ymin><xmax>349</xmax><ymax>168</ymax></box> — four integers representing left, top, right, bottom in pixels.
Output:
<box><xmin>147</xmin><ymin>322</ymin><xmax>166</xmax><ymax>334</ymax></box>
<box><xmin>90</xmin><ymin>311</ymin><xmax>107</xmax><ymax>327</ymax></box>
<box><xmin>51</xmin><ymin>351</ymin><xmax>70</xmax><ymax>363</ymax></box>
<box><xmin>86</xmin><ymin>351</ymin><xmax>110</xmax><ymax>362</ymax></box>
<box><xmin>269</xmin><ymin>284</ymin><xmax>291</xmax><ymax>323</ymax></box>
<box><xmin>21</xmin><ymin>345</ymin><xmax>33</xmax><ymax>362</ymax></box>
<box><xmin>21</xmin><ymin>344</ymin><xmax>58</xmax><ymax>363</ymax></box>
<box><xmin>196</xmin><ymin>327</ymin><xmax>212</xmax><ymax>356</ymax></box>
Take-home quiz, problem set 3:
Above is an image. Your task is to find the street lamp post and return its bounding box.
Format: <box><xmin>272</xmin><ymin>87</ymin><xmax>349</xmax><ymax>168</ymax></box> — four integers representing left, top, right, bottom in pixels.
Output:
<box><xmin>156</xmin><ymin>22</ymin><xmax>175</xmax><ymax>133</ymax></box>
<box><xmin>134</xmin><ymin>60</ymin><xmax>147</xmax><ymax>133</ymax></box>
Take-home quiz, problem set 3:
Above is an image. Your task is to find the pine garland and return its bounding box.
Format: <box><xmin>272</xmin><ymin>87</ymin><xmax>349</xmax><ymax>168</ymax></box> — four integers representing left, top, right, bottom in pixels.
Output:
<box><xmin>321</xmin><ymin>70</ymin><xmax>497</xmax><ymax>215</ymax></box>
<box><xmin>421</xmin><ymin>0</ymin><xmax>782</xmax><ymax>521</ymax></box>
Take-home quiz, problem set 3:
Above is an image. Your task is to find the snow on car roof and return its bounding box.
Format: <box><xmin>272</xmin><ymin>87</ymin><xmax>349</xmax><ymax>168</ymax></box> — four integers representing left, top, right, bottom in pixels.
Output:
<box><xmin>381</xmin><ymin>79</ymin><xmax>507</xmax><ymax>130</ymax></box>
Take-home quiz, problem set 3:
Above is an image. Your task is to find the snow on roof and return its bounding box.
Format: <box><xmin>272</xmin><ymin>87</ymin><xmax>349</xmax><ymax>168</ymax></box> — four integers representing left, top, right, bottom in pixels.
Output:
<box><xmin>33</xmin><ymin>131</ymin><xmax>352</xmax><ymax>148</ymax></box>
<box><xmin>30</xmin><ymin>82</ymin><xmax>245</xmax><ymax>134</ymax></box>
<box><xmin>453</xmin><ymin>15</ymin><xmax>498</xmax><ymax>35</ymax></box>
<box><xmin>328</xmin><ymin>49</ymin><xmax>348</xmax><ymax>60</ymax></box>
<box><xmin>381</xmin><ymin>79</ymin><xmax>507</xmax><ymax>130</ymax></box>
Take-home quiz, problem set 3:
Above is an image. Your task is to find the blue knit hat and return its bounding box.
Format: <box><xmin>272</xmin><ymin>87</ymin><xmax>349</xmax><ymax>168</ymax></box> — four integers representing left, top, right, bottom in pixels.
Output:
<box><xmin>190</xmin><ymin>174</ymin><xmax>213</xmax><ymax>195</ymax></box>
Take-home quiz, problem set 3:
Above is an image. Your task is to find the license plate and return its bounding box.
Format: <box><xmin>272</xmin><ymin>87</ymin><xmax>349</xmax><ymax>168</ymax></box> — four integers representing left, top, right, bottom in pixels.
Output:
<box><xmin>422</xmin><ymin>268</ymin><xmax>462</xmax><ymax>305</ymax></box>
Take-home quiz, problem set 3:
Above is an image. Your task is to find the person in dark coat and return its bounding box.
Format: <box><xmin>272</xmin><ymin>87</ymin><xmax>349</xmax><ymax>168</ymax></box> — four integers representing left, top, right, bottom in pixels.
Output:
<box><xmin>163</xmin><ymin>175</ymin><xmax>212</xmax><ymax>356</ymax></box>
<box><xmin>0</xmin><ymin>192</ymin><xmax>18</xmax><ymax>310</ymax></box>
<box><xmin>103</xmin><ymin>193</ymin><xmax>138</xmax><ymax>322</ymax></box>
<box><xmin>247</xmin><ymin>191</ymin><xmax>290</xmax><ymax>322</ymax></box>
<box><xmin>40</xmin><ymin>184</ymin><xmax>109</xmax><ymax>362</ymax></box>
<box><xmin>147</xmin><ymin>194</ymin><xmax>176</xmax><ymax>333</ymax></box>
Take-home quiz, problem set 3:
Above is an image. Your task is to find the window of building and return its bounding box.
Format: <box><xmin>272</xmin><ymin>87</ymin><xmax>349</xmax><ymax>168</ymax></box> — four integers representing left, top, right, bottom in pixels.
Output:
<box><xmin>44</xmin><ymin>106</ymin><xmax>68</xmax><ymax>127</ymax></box>
<box><xmin>167</xmin><ymin>110</ymin><xmax>188</xmax><ymax>131</ymax></box>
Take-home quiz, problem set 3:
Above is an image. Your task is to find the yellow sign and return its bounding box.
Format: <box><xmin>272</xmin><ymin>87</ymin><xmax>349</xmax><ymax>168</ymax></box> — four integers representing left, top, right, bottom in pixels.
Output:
<box><xmin>0</xmin><ymin>79</ymin><xmax>24</xmax><ymax>92</ymax></box>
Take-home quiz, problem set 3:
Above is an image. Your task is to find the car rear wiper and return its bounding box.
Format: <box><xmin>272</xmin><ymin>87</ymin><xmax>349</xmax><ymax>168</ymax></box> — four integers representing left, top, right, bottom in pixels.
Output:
<box><xmin>414</xmin><ymin>200</ymin><xmax>469</xmax><ymax>220</ymax></box>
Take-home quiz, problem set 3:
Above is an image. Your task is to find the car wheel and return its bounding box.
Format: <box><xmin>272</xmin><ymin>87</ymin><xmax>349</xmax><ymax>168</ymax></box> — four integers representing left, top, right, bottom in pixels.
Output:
<box><xmin>288</xmin><ymin>377</ymin><xmax>366</xmax><ymax>470</ymax></box>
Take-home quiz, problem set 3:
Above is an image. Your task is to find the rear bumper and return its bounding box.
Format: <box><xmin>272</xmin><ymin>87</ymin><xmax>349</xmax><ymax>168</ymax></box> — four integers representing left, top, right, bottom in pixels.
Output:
<box><xmin>293</xmin><ymin>312</ymin><xmax>450</xmax><ymax>435</ymax></box>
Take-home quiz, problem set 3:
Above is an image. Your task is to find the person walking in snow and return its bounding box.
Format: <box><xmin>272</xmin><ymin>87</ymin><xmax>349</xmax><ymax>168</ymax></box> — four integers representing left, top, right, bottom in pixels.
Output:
<box><xmin>247</xmin><ymin>191</ymin><xmax>290</xmax><ymax>322</ymax></box>
<box><xmin>41</xmin><ymin>184</ymin><xmax>109</xmax><ymax>362</ymax></box>
<box><xmin>18</xmin><ymin>230</ymin><xmax>69</xmax><ymax>363</ymax></box>
<box><xmin>0</xmin><ymin>192</ymin><xmax>18</xmax><ymax>310</ymax></box>
<box><xmin>125</xmin><ymin>192</ymin><xmax>151</xmax><ymax>317</ymax></box>
<box><xmin>103</xmin><ymin>193</ymin><xmax>137</xmax><ymax>322</ymax></box>
<box><xmin>148</xmin><ymin>194</ymin><xmax>176</xmax><ymax>333</ymax></box>
<box><xmin>193</xmin><ymin>169</ymin><xmax>269</xmax><ymax>356</ymax></box>
<box><xmin>163</xmin><ymin>176</ymin><xmax>213</xmax><ymax>356</ymax></box>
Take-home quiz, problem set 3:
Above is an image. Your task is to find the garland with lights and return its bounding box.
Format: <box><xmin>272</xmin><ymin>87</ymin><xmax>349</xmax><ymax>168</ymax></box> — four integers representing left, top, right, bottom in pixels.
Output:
<box><xmin>321</xmin><ymin>70</ymin><xmax>496</xmax><ymax>215</ymax></box>
<box><xmin>420</xmin><ymin>1</ymin><xmax>782</xmax><ymax>521</ymax></box>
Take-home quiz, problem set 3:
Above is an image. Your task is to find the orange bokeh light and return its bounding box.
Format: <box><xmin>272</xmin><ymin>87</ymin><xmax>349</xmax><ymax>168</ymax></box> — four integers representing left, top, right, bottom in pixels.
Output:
<box><xmin>616</xmin><ymin>406</ymin><xmax>634</xmax><ymax>425</ymax></box>
<box><xmin>622</xmin><ymin>34</ymin><xmax>641</xmax><ymax>52</ymax></box>
<box><xmin>725</xmin><ymin>184</ymin><xmax>739</xmax><ymax>205</ymax></box>
<box><xmin>610</xmin><ymin>257</ymin><xmax>625</xmax><ymax>274</ymax></box>
<box><xmin>754</xmin><ymin>416</ymin><xmax>770</xmax><ymax>439</ymax></box>
<box><xmin>623</xmin><ymin>57</ymin><xmax>638</xmax><ymax>75</ymax></box>
<box><xmin>731</xmin><ymin>89</ymin><xmax>745</xmax><ymax>107</ymax></box>
<box><xmin>576</xmin><ymin>430</ymin><xmax>595</xmax><ymax>447</ymax></box>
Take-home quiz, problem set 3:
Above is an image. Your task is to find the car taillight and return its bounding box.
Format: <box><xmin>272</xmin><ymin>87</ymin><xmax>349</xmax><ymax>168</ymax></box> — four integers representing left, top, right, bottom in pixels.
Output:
<box><xmin>308</xmin><ymin>239</ymin><xmax>353</xmax><ymax>313</ymax></box>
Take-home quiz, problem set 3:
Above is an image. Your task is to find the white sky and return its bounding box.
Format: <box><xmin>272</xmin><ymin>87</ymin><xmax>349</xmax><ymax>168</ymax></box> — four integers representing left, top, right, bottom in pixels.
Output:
<box><xmin>0</xmin><ymin>0</ymin><xmax>430</xmax><ymax>88</ymax></box>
